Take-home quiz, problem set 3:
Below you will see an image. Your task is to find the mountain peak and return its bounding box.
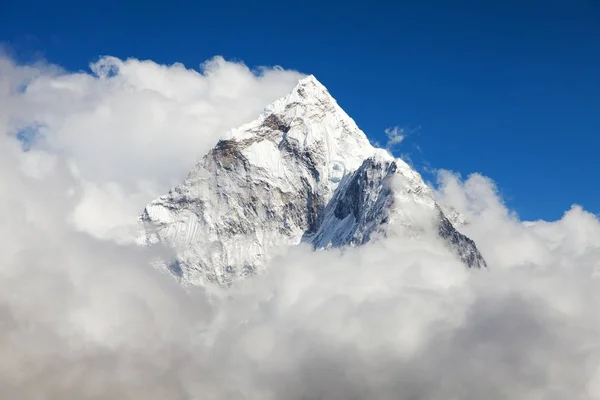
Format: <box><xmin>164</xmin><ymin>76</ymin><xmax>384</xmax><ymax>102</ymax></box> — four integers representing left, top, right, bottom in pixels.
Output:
<box><xmin>295</xmin><ymin>74</ymin><xmax>327</xmax><ymax>92</ymax></box>
<box><xmin>264</xmin><ymin>74</ymin><xmax>335</xmax><ymax>113</ymax></box>
<box><xmin>229</xmin><ymin>74</ymin><xmax>377</xmax><ymax>173</ymax></box>
<box><xmin>140</xmin><ymin>75</ymin><xmax>487</xmax><ymax>286</ymax></box>
<box><xmin>297</xmin><ymin>74</ymin><xmax>320</xmax><ymax>85</ymax></box>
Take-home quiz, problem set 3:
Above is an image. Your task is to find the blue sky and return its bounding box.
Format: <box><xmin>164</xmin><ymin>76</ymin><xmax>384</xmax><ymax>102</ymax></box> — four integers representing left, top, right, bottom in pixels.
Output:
<box><xmin>2</xmin><ymin>0</ymin><xmax>599</xmax><ymax>221</ymax></box>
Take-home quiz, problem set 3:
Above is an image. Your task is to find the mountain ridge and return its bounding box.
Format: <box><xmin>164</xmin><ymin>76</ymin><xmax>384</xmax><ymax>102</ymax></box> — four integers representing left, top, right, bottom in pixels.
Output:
<box><xmin>140</xmin><ymin>75</ymin><xmax>486</xmax><ymax>286</ymax></box>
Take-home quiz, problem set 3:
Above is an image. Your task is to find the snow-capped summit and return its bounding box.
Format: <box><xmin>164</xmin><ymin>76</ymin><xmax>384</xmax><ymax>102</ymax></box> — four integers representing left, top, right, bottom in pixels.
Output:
<box><xmin>227</xmin><ymin>73</ymin><xmax>385</xmax><ymax>184</ymax></box>
<box><xmin>141</xmin><ymin>75</ymin><xmax>486</xmax><ymax>286</ymax></box>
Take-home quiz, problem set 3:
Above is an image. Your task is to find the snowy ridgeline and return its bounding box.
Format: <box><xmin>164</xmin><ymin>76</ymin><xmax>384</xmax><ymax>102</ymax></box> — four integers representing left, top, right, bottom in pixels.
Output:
<box><xmin>140</xmin><ymin>75</ymin><xmax>486</xmax><ymax>286</ymax></box>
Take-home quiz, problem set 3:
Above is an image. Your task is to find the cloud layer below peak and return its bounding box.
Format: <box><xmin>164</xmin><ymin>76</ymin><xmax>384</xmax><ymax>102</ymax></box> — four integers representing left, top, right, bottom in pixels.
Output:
<box><xmin>1</xmin><ymin>53</ymin><xmax>600</xmax><ymax>399</ymax></box>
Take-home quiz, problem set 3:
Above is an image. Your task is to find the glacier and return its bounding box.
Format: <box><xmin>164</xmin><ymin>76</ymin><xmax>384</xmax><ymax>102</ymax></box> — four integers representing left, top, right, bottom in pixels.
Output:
<box><xmin>140</xmin><ymin>75</ymin><xmax>486</xmax><ymax>286</ymax></box>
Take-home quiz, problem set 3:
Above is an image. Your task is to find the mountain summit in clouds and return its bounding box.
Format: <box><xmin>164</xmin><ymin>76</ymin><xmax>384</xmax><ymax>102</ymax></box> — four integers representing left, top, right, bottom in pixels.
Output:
<box><xmin>140</xmin><ymin>75</ymin><xmax>486</xmax><ymax>286</ymax></box>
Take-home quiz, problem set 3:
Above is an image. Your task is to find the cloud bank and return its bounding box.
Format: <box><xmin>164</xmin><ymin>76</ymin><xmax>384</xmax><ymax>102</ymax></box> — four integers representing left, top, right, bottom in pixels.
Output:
<box><xmin>1</xmin><ymin>53</ymin><xmax>600</xmax><ymax>399</ymax></box>
<box><xmin>1</xmin><ymin>53</ymin><xmax>304</xmax><ymax>242</ymax></box>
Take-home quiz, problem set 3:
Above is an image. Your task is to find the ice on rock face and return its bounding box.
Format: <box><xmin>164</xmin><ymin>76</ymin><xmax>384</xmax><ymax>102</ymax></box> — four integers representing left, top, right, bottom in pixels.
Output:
<box><xmin>140</xmin><ymin>75</ymin><xmax>486</xmax><ymax>286</ymax></box>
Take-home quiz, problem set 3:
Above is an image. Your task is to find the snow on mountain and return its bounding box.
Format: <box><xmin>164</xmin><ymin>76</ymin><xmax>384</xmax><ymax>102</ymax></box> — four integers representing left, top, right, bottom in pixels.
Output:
<box><xmin>140</xmin><ymin>75</ymin><xmax>486</xmax><ymax>286</ymax></box>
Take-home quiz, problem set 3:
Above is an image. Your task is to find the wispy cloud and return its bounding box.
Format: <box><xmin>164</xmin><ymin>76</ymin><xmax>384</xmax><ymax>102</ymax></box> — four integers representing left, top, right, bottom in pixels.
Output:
<box><xmin>385</xmin><ymin>125</ymin><xmax>406</xmax><ymax>147</ymax></box>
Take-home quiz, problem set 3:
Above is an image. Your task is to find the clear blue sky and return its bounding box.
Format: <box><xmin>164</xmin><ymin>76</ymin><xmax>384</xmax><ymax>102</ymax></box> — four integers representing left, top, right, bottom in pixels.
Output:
<box><xmin>2</xmin><ymin>0</ymin><xmax>599</xmax><ymax>221</ymax></box>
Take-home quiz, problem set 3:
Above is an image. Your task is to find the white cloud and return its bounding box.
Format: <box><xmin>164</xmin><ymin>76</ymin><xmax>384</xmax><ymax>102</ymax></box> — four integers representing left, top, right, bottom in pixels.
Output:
<box><xmin>1</xmin><ymin>53</ymin><xmax>600</xmax><ymax>399</ymax></box>
<box><xmin>385</xmin><ymin>125</ymin><xmax>406</xmax><ymax>147</ymax></box>
<box><xmin>1</xmin><ymin>54</ymin><xmax>304</xmax><ymax>241</ymax></box>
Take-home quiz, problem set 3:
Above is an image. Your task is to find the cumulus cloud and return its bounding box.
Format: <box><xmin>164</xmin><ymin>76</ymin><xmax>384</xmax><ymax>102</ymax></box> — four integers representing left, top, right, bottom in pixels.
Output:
<box><xmin>1</xmin><ymin>53</ymin><xmax>600</xmax><ymax>399</ymax></box>
<box><xmin>1</xmin><ymin>53</ymin><xmax>304</xmax><ymax>241</ymax></box>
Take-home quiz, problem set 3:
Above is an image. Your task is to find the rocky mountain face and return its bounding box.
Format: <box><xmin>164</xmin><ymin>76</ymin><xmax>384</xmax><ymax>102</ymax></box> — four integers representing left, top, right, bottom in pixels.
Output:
<box><xmin>140</xmin><ymin>75</ymin><xmax>486</xmax><ymax>286</ymax></box>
